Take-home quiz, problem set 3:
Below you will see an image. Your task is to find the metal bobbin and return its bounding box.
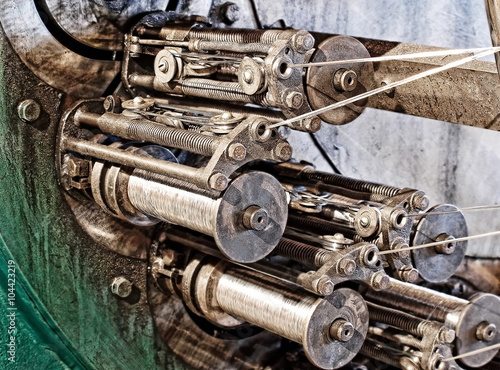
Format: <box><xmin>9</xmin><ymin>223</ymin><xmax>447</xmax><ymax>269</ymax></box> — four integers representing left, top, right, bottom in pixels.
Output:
<box><xmin>128</xmin><ymin>171</ymin><xmax>288</xmax><ymax>263</ymax></box>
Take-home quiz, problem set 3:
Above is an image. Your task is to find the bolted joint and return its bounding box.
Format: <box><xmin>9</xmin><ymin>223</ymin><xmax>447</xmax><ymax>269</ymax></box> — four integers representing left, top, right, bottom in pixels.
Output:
<box><xmin>302</xmin><ymin>116</ymin><xmax>322</xmax><ymax>132</ymax></box>
<box><xmin>314</xmin><ymin>276</ymin><xmax>334</xmax><ymax>296</ymax></box>
<box><xmin>227</xmin><ymin>142</ymin><xmax>247</xmax><ymax>161</ymax></box>
<box><xmin>439</xmin><ymin>327</ymin><xmax>456</xmax><ymax>344</ymax></box>
<box><xmin>329</xmin><ymin>319</ymin><xmax>355</xmax><ymax>342</ymax></box>
<box><xmin>220</xmin><ymin>2</ymin><xmax>240</xmax><ymax>24</ymax></box>
<box><xmin>398</xmin><ymin>266</ymin><xmax>419</xmax><ymax>283</ymax></box>
<box><xmin>390</xmin><ymin>239</ymin><xmax>410</xmax><ymax>259</ymax></box>
<box><xmin>242</xmin><ymin>206</ymin><xmax>269</xmax><ymax>231</ymax></box>
<box><xmin>370</xmin><ymin>271</ymin><xmax>391</xmax><ymax>291</ymax></box>
<box><xmin>293</xmin><ymin>33</ymin><xmax>315</xmax><ymax>53</ymax></box>
<box><xmin>411</xmin><ymin>193</ymin><xmax>430</xmax><ymax>211</ymax></box>
<box><xmin>111</xmin><ymin>276</ymin><xmax>133</xmax><ymax>298</ymax></box>
<box><xmin>285</xmin><ymin>91</ymin><xmax>304</xmax><ymax>109</ymax></box>
<box><xmin>338</xmin><ymin>258</ymin><xmax>357</xmax><ymax>276</ymax></box>
<box><xmin>274</xmin><ymin>142</ymin><xmax>293</xmax><ymax>162</ymax></box>
<box><xmin>209</xmin><ymin>172</ymin><xmax>229</xmax><ymax>191</ymax></box>
<box><xmin>18</xmin><ymin>99</ymin><xmax>41</xmax><ymax>123</ymax></box>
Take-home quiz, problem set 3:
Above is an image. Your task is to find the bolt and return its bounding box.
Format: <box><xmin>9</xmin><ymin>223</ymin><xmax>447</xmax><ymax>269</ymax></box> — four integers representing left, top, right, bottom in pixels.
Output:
<box><xmin>391</xmin><ymin>240</ymin><xmax>410</xmax><ymax>259</ymax></box>
<box><xmin>476</xmin><ymin>321</ymin><xmax>497</xmax><ymax>342</ymax></box>
<box><xmin>227</xmin><ymin>143</ymin><xmax>246</xmax><ymax>161</ymax></box>
<box><xmin>18</xmin><ymin>99</ymin><xmax>41</xmax><ymax>123</ymax></box>
<box><xmin>435</xmin><ymin>234</ymin><xmax>456</xmax><ymax>255</ymax></box>
<box><xmin>242</xmin><ymin>206</ymin><xmax>269</xmax><ymax>231</ymax></box>
<box><xmin>411</xmin><ymin>193</ymin><xmax>430</xmax><ymax>211</ymax></box>
<box><xmin>209</xmin><ymin>173</ymin><xmax>228</xmax><ymax>191</ymax></box>
<box><xmin>303</xmin><ymin>116</ymin><xmax>321</xmax><ymax>132</ymax></box>
<box><xmin>158</xmin><ymin>57</ymin><xmax>169</xmax><ymax>73</ymax></box>
<box><xmin>111</xmin><ymin>277</ymin><xmax>133</xmax><ymax>298</ymax></box>
<box><xmin>316</xmin><ymin>277</ymin><xmax>334</xmax><ymax>296</ymax></box>
<box><xmin>221</xmin><ymin>2</ymin><xmax>240</xmax><ymax>24</ymax></box>
<box><xmin>399</xmin><ymin>266</ymin><xmax>419</xmax><ymax>282</ymax></box>
<box><xmin>338</xmin><ymin>258</ymin><xmax>357</xmax><ymax>276</ymax></box>
<box><xmin>285</xmin><ymin>91</ymin><xmax>304</xmax><ymax>109</ymax></box>
<box><xmin>329</xmin><ymin>319</ymin><xmax>355</xmax><ymax>342</ymax></box>
<box><xmin>242</xmin><ymin>69</ymin><xmax>254</xmax><ymax>84</ymax></box>
<box><xmin>274</xmin><ymin>142</ymin><xmax>293</xmax><ymax>161</ymax></box>
<box><xmin>294</xmin><ymin>33</ymin><xmax>315</xmax><ymax>53</ymax></box>
<box><xmin>371</xmin><ymin>271</ymin><xmax>391</xmax><ymax>290</ymax></box>
<box><xmin>333</xmin><ymin>69</ymin><xmax>358</xmax><ymax>92</ymax></box>
<box><xmin>359</xmin><ymin>216</ymin><xmax>370</xmax><ymax>227</ymax></box>
<box><xmin>439</xmin><ymin>327</ymin><xmax>456</xmax><ymax>344</ymax></box>
<box><xmin>162</xmin><ymin>249</ymin><xmax>178</xmax><ymax>267</ymax></box>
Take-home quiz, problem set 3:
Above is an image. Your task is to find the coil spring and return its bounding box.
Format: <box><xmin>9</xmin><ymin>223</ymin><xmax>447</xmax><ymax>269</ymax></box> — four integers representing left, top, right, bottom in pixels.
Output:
<box><xmin>124</xmin><ymin>118</ymin><xmax>217</xmax><ymax>156</ymax></box>
<box><xmin>189</xmin><ymin>28</ymin><xmax>285</xmax><ymax>44</ymax></box>
<box><xmin>303</xmin><ymin>170</ymin><xmax>401</xmax><ymax>197</ymax></box>
<box><xmin>182</xmin><ymin>78</ymin><xmax>268</xmax><ymax>105</ymax></box>
<box><xmin>367</xmin><ymin>302</ymin><xmax>425</xmax><ymax>337</ymax></box>
<box><xmin>287</xmin><ymin>213</ymin><xmax>356</xmax><ymax>239</ymax></box>
<box><xmin>276</xmin><ymin>238</ymin><xmax>330</xmax><ymax>267</ymax></box>
<box><xmin>217</xmin><ymin>63</ymin><xmax>239</xmax><ymax>75</ymax></box>
<box><xmin>360</xmin><ymin>340</ymin><xmax>401</xmax><ymax>368</ymax></box>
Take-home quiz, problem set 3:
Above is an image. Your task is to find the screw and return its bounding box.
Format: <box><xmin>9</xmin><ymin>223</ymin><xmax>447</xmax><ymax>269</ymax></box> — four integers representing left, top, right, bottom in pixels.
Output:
<box><xmin>285</xmin><ymin>91</ymin><xmax>304</xmax><ymax>109</ymax></box>
<box><xmin>209</xmin><ymin>172</ymin><xmax>229</xmax><ymax>191</ymax></box>
<box><xmin>439</xmin><ymin>328</ymin><xmax>456</xmax><ymax>344</ymax></box>
<box><xmin>111</xmin><ymin>277</ymin><xmax>133</xmax><ymax>298</ymax></box>
<box><xmin>18</xmin><ymin>99</ymin><xmax>41</xmax><ymax>123</ymax></box>
<box><xmin>391</xmin><ymin>240</ymin><xmax>410</xmax><ymax>259</ymax></box>
<box><xmin>294</xmin><ymin>33</ymin><xmax>315</xmax><ymax>53</ymax></box>
<box><xmin>227</xmin><ymin>142</ymin><xmax>246</xmax><ymax>161</ymax></box>
<box><xmin>338</xmin><ymin>258</ymin><xmax>357</xmax><ymax>276</ymax></box>
<box><xmin>242</xmin><ymin>206</ymin><xmax>269</xmax><ymax>231</ymax></box>
<box><xmin>371</xmin><ymin>271</ymin><xmax>391</xmax><ymax>290</ymax></box>
<box><xmin>399</xmin><ymin>266</ymin><xmax>419</xmax><ymax>282</ymax></box>
<box><xmin>316</xmin><ymin>277</ymin><xmax>334</xmax><ymax>296</ymax></box>
<box><xmin>242</xmin><ymin>69</ymin><xmax>254</xmax><ymax>84</ymax></box>
<box><xmin>221</xmin><ymin>2</ymin><xmax>240</xmax><ymax>24</ymax></box>
<box><xmin>274</xmin><ymin>142</ymin><xmax>293</xmax><ymax>161</ymax></box>
<box><xmin>133</xmin><ymin>96</ymin><xmax>145</xmax><ymax>105</ymax></box>
<box><xmin>303</xmin><ymin>116</ymin><xmax>321</xmax><ymax>132</ymax></box>
<box><xmin>329</xmin><ymin>319</ymin><xmax>355</xmax><ymax>342</ymax></box>
<box><xmin>411</xmin><ymin>193</ymin><xmax>430</xmax><ymax>211</ymax></box>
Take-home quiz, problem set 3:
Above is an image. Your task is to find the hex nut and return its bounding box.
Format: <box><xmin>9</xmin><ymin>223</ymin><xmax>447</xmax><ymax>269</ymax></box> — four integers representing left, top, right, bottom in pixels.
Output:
<box><xmin>18</xmin><ymin>99</ymin><xmax>41</xmax><ymax>123</ymax></box>
<box><xmin>303</xmin><ymin>116</ymin><xmax>321</xmax><ymax>132</ymax></box>
<box><xmin>338</xmin><ymin>258</ymin><xmax>357</xmax><ymax>276</ymax></box>
<box><xmin>316</xmin><ymin>277</ymin><xmax>334</xmax><ymax>296</ymax></box>
<box><xmin>111</xmin><ymin>277</ymin><xmax>133</xmax><ymax>298</ymax></box>
<box><xmin>274</xmin><ymin>142</ymin><xmax>293</xmax><ymax>162</ymax></box>
<box><xmin>285</xmin><ymin>91</ymin><xmax>304</xmax><ymax>109</ymax></box>
<box><xmin>371</xmin><ymin>272</ymin><xmax>390</xmax><ymax>290</ymax></box>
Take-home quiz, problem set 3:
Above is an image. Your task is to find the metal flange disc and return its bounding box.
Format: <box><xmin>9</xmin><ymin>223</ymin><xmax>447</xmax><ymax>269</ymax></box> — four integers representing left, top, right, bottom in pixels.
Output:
<box><xmin>305</xmin><ymin>36</ymin><xmax>374</xmax><ymax>125</ymax></box>
<box><xmin>303</xmin><ymin>288</ymin><xmax>369</xmax><ymax>369</ymax></box>
<box><xmin>412</xmin><ymin>204</ymin><xmax>467</xmax><ymax>283</ymax></box>
<box><xmin>454</xmin><ymin>293</ymin><xmax>500</xmax><ymax>367</ymax></box>
<box><xmin>215</xmin><ymin>171</ymin><xmax>288</xmax><ymax>263</ymax></box>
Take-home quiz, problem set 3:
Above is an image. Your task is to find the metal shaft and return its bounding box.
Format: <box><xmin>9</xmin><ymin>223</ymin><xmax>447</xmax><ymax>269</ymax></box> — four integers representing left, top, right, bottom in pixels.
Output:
<box><xmin>61</xmin><ymin>137</ymin><xmax>206</xmax><ymax>188</ymax></box>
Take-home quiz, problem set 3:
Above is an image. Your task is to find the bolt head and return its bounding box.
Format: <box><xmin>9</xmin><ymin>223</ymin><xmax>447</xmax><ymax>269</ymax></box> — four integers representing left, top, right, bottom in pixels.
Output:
<box><xmin>303</xmin><ymin>116</ymin><xmax>321</xmax><ymax>132</ymax></box>
<box><xmin>242</xmin><ymin>69</ymin><xmax>254</xmax><ymax>84</ymax></box>
<box><xmin>400</xmin><ymin>267</ymin><xmax>419</xmax><ymax>282</ymax></box>
<box><xmin>111</xmin><ymin>277</ymin><xmax>133</xmax><ymax>298</ymax></box>
<box><xmin>274</xmin><ymin>142</ymin><xmax>293</xmax><ymax>162</ymax></box>
<box><xmin>439</xmin><ymin>328</ymin><xmax>456</xmax><ymax>344</ymax></box>
<box><xmin>317</xmin><ymin>277</ymin><xmax>334</xmax><ymax>295</ymax></box>
<box><xmin>18</xmin><ymin>99</ymin><xmax>41</xmax><ymax>123</ymax></box>
<box><xmin>221</xmin><ymin>2</ymin><xmax>240</xmax><ymax>24</ymax></box>
<box><xmin>294</xmin><ymin>33</ymin><xmax>315</xmax><ymax>52</ymax></box>
<box><xmin>209</xmin><ymin>173</ymin><xmax>229</xmax><ymax>191</ymax></box>
<box><xmin>286</xmin><ymin>91</ymin><xmax>304</xmax><ymax>109</ymax></box>
<box><xmin>338</xmin><ymin>258</ymin><xmax>357</xmax><ymax>276</ymax></box>
<box><xmin>227</xmin><ymin>143</ymin><xmax>247</xmax><ymax>161</ymax></box>
<box><xmin>412</xmin><ymin>193</ymin><xmax>430</xmax><ymax>211</ymax></box>
<box><xmin>371</xmin><ymin>272</ymin><xmax>390</xmax><ymax>290</ymax></box>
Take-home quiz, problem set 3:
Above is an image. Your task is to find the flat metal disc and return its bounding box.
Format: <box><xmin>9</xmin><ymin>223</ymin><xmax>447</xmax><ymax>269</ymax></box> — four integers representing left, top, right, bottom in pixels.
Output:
<box><xmin>305</xmin><ymin>36</ymin><xmax>374</xmax><ymax>125</ymax></box>
<box><xmin>215</xmin><ymin>171</ymin><xmax>288</xmax><ymax>263</ymax></box>
<box><xmin>454</xmin><ymin>293</ymin><xmax>500</xmax><ymax>367</ymax></box>
<box><xmin>412</xmin><ymin>204</ymin><xmax>467</xmax><ymax>283</ymax></box>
